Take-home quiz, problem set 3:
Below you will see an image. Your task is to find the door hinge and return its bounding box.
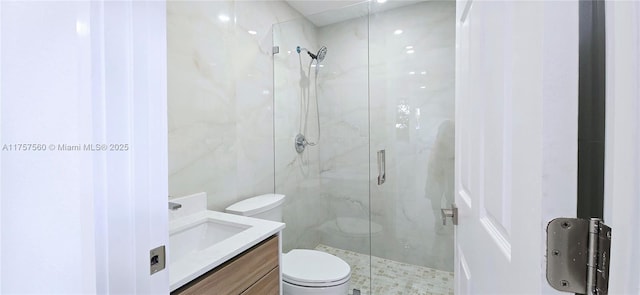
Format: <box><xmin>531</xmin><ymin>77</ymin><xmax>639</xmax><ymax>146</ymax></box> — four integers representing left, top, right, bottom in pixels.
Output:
<box><xmin>546</xmin><ymin>218</ymin><xmax>611</xmax><ymax>295</ymax></box>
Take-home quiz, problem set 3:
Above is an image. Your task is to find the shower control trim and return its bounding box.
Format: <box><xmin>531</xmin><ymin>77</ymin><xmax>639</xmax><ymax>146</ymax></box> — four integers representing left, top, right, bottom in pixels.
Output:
<box><xmin>295</xmin><ymin>133</ymin><xmax>306</xmax><ymax>153</ymax></box>
<box><xmin>377</xmin><ymin>150</ymin><xmax>386</xmax><ymax>185</ymax></box>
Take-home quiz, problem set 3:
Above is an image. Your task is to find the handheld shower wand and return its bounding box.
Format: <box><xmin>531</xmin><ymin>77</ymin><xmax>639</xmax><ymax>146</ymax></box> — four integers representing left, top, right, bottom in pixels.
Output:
<box><xmin>295</xmin><ymin>45</ymin><xmax>328</xmax><ymax>153</ymax></box>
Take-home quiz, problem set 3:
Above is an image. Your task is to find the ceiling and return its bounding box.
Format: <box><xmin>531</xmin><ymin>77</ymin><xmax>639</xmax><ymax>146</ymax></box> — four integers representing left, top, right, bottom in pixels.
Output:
<box><xmin>285</xmin><ymin>0</ymin><xmax>425</xmax><ymax>27</ymax></box>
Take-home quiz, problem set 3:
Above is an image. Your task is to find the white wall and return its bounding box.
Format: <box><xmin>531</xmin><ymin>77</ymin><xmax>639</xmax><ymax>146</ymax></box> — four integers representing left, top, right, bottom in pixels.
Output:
<box><xmin>1</xmin><ymin>2</ymin><xmax>97</xmax><ymax>292</ymax></box>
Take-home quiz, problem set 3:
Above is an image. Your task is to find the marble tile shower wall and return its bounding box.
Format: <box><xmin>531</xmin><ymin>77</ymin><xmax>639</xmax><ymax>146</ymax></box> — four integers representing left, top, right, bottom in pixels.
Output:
<box><xmin>169</xmin><ymin>0</ymin><xmax>455</xmax><ymax>273</ymax></box>
<box><xmin>273</xmin><ymin>17</ymin><xmax>326</xmax><ymax>251</ymax></box>
<box><xmin>315</xmin><ymin>15</ymin><xmax>371</xmax><ymax>255</ymax></box>
<box><xmin>168</xmin><ymin>1</ymin><xmax>301</xmax><ymax>211</ymax></box>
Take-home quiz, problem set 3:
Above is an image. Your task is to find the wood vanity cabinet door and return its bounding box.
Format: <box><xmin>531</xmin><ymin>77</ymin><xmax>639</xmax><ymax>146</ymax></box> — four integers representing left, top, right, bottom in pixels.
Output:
<box><xmin>172</xmin><ymin>235</ymin><xmax>279</xmax><ymax>295</ymax></box>
<box><xmin>241</xmin><ymin>267</ymin><xmax>279</xmax><ymax>295</ymax></box>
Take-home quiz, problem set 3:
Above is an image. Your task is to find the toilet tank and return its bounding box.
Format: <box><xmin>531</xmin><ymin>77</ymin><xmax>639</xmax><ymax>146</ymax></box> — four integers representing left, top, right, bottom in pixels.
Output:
<box><xmin>225</xmin><ymin>194</ymin><xmax>286</xmax><ymax>222</ymax></box>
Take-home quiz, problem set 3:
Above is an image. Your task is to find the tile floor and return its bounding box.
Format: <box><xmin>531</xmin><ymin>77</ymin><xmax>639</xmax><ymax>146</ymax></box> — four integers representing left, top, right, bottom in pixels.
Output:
<box><xmin>315</xmin><ymin>245</ymin><xmax>454</xmax><ymax>295</ymax></box>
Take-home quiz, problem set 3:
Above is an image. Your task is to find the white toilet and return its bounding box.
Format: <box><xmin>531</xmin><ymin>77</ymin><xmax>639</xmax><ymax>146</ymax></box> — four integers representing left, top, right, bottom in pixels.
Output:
<box><xmin>226</xmin><ymin>194</ymin><xmax>351</xmax><ymax>295</ymax></box>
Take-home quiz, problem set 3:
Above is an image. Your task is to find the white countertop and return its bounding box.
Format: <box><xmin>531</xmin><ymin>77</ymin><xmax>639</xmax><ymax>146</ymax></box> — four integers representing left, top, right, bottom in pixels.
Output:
<box><xmin>168</xmin><ymin>193</ymin><xmax>285</xmax><ymax>291</ymax></box>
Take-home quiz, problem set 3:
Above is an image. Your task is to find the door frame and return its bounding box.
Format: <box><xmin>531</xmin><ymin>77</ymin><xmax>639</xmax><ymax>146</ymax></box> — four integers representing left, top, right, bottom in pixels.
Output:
<box><xmin>604</xmin><ymin>2</ymin><xmax>640</xmax><ymax>293</ymax></box>
<box><xmin>93</xmin><ymin>1</ymin><xmax>169</xmax><ymax>293</ymax></box>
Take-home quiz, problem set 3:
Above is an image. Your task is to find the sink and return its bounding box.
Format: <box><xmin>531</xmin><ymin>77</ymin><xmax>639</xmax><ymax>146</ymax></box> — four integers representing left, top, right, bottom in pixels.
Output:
<box><xmin>170</xmin><ymin>218</ymin><xmax>250</xmax><ymax>265</ymax></box>
<box><xmin>168</xmin><ymin>193</ymin><xmax>285</xmax><ymax>291</ymax></box>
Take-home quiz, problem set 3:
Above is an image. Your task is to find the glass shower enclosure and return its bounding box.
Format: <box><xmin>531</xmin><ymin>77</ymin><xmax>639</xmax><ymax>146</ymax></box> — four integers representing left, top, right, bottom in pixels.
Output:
<box><xmin>273</xmin><ymin>1</ymin><xmax>455</xmax><ymax>294</ymax></box>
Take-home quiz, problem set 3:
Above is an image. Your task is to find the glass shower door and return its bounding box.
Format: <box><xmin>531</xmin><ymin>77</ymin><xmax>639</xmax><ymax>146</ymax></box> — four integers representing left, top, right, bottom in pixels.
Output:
<box><xmin>368</xmin><ymin>1</ymin><xmax>456</xmax><ymax>294</ymax></box>
<box><xmin>273</xmin><ymin>1</ymin><xmax>455</xmax><ymax>293</ymax></box>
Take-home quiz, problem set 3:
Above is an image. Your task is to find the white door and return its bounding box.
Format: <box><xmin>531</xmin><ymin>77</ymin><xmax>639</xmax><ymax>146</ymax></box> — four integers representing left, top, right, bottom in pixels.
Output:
<box><xmin>455</xmin><ymin>1</ymin><xmax>579</xmax><ymax>293</ymax></box>
<box><xmin>95</xmin><ymin>1</ymin><xmax>169</xmax><ymax>293</ymax></box>
<box><xmin>604</xmin><ymin>2</ymin><xmax>640</xmax><ymax>293</ymax></box>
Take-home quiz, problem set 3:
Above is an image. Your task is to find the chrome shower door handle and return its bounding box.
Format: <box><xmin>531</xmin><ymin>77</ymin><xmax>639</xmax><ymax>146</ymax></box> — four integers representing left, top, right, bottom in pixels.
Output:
<box><xmin>377</xmin><ymin>150</ymin><xmax>386</xmax><ymax>185</ymax></box>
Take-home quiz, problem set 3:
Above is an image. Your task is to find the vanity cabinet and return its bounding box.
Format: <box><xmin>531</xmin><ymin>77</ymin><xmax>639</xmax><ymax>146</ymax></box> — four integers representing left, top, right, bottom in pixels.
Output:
<box><xmin>172</xmin><ymin>235</ymin><xmax>279</xmax><ymax>295</ymax></box>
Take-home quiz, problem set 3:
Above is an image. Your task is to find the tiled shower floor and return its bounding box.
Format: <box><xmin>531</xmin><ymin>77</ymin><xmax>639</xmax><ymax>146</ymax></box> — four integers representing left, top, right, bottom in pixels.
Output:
<box><xmin>315</xmin><ymin>245</ymin><xmax>454</xmax><ymax>295</ymax></box>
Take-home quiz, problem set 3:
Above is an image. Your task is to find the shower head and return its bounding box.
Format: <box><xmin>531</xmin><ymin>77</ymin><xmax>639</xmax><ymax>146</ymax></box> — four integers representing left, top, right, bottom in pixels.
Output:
<box><xmin>299</xmin><ymin>46</ymin><xmax>328</xmax><ymax>63</ymax></box>
<box><xmin>315</xmin><ymin>46</ymin><xmax>327</xmax><ymax>62</ymax></box>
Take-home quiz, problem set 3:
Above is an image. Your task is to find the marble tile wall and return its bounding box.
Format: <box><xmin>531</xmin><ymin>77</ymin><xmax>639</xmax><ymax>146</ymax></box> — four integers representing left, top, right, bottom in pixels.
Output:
<box><xmin>273</xmin><ymin>17</ymin><xmax>327</xmax><ymax>251</ymax></box>
<box><xmin>167</xmin><ymin>1</ymin><xmax>301</xmax><ymax>211</ymax></box>
<box><xmin>169</xmin><ymin>0</ymin><xmax>455</xmax><ymax>273</ymax></box>
<box><xmin>315</xmin><ymin>13</ymin><xmax>371</xmax><ymax>255</ymax></box>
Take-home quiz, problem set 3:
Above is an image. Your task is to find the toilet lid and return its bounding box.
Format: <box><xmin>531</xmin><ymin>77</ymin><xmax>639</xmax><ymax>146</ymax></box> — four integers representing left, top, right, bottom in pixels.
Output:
<box><xmin>282</xmin><ymin>249</ymin><xmax>351</xmax><ymax>287</ymax></box>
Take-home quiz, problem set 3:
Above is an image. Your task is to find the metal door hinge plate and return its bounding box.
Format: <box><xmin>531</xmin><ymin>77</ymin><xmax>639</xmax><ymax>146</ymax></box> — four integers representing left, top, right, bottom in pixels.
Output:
<box><xmin>546</xmin><ymin>218</ymin><xmax>611</xmax><ymax>295</ymax></box>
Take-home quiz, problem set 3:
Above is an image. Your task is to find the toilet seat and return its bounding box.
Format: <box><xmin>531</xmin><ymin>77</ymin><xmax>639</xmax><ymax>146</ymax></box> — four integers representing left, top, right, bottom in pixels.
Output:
<box><xmin>282</xmin><ymin>249</ymin><xmax>351</xmax><ymax>287</ymax></box>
